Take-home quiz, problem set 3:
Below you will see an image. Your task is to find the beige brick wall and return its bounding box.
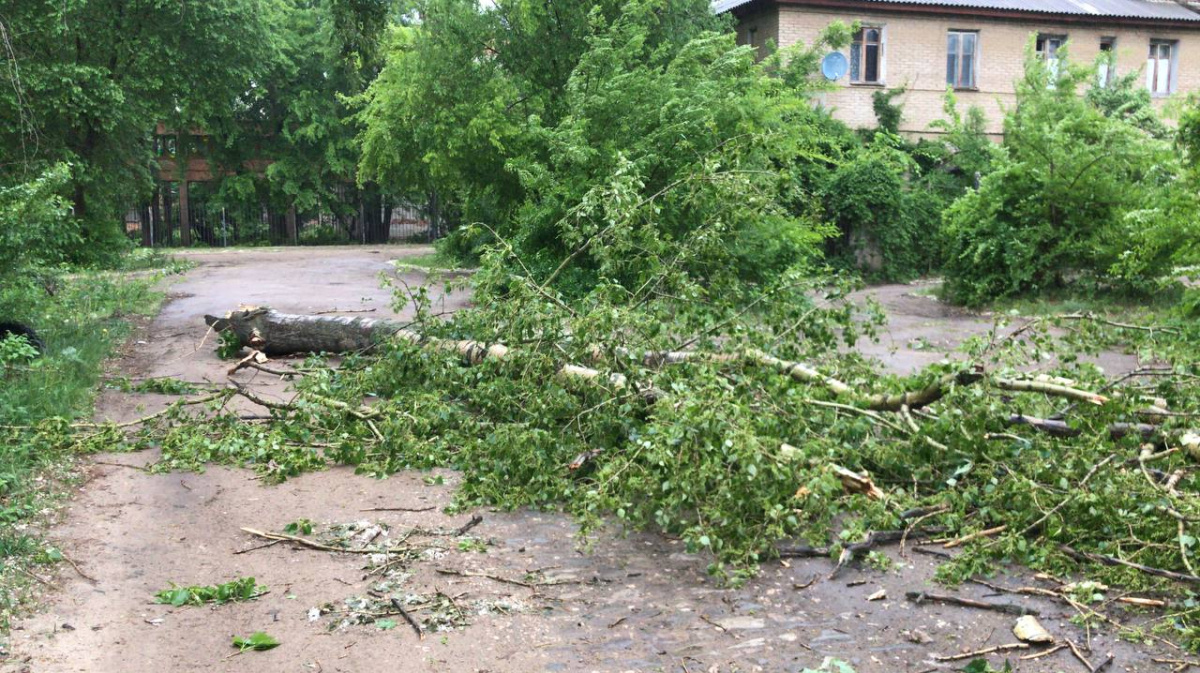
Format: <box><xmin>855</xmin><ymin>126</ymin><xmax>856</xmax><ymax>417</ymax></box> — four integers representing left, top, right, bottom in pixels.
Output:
<box><xmin>755</xmin><ymin>6</ymin><xmax>1200</xmax><ymax>136</ymax></box>
<box><xmin>735</xmin><ymin>7</ymin><xmax>781</xmax><ymax>60</ymax></box>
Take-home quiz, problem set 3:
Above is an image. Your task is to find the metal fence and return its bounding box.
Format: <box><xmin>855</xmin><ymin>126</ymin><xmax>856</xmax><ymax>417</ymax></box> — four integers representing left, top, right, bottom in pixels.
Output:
<box><xmin>124</xmin><ymin>181</ymin><xmax>442</xmax><ymax>248</ymax></box>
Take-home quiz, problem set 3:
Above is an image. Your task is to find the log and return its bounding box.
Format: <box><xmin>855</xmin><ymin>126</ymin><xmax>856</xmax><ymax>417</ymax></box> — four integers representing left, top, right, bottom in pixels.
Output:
<box><xmin>206</xmin><ymin>307</ymin><xmax>412</xmax><ymax>355</ymax></box>
<box><xmin>205</xmin><ymin>307</ymin><xmax>507</xmax><ymax>363</ymax></box>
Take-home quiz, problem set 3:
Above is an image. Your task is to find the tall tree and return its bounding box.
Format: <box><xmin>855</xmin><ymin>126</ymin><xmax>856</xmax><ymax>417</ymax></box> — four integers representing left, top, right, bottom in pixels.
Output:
<box><xmin>0</xmin><ymin>0</ymin><xmax>275</xmax><ymax>254</ymax></box>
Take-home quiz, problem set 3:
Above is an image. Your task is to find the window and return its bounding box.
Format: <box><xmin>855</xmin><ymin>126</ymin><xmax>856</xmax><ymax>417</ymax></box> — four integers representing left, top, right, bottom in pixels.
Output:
<box><xmin>747</xmin><ymin>26</ymin><xmax>758</xmax><ymax>48</ymax></box>
<box><xmin>1148</xmin><ymin>39</ymin><xmax>1177</xmax><ymax>95</ymax></box>
<box><xmin>851</xmin><ymin>27</ymin><xmax>883</xmax><ymax>84</ymax></box>
<box><xmin>947</xmin><ymin>30</ymin><xmax>978</xmax><ymax>89</ymax></box>
<box><xmin>1036</xmin><ymin>34</ymin><xmax>1066</xmax><ymax>73</ymax></box>
<box><xmin>1098</xmin><ymin>37</ymin><xmax>1116</xmax><ymax>87</ymax></box>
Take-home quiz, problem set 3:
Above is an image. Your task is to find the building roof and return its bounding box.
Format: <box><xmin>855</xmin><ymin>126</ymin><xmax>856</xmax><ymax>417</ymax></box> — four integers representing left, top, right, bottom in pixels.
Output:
<box><xmin>714</xmin><ymin>0</ymin><xmax>1200</xmax><ymax>21</ymax></box>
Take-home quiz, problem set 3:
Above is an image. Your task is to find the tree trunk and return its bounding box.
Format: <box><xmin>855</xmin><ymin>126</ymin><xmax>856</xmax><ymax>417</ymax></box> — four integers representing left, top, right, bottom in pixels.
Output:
<box><xmin>205</xmin><ymin>307</ymin><xmax>410</xmax><ymax>355</ymax></box>
<box><xmin>179</xmin><ymin>180</ymin><xmax>192</xmax><ymax>247</ymax></box>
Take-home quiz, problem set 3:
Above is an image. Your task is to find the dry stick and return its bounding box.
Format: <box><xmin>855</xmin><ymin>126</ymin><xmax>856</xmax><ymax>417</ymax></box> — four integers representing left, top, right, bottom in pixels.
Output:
<box><xmin>313</xmin><ymin>308</ymin><xmax>377</xmax><ymax>315</ymax></box>
<box><xmin>1020</xmin><ymin>644</ymin><xmax>1067</xmax><ymax>660</ymax></box>
<box><xmin>359</xmin><ymin>506</ymin><xmax>436</xmax><ymax>513</ymax></box>
<box><xmin>994</xmin><ymin>378</ymin><xmax>1108</xmax><ymax>405</ymax></box>
<box><xmin>60</xmin><ymin>552</ymin><xmax>97</xmax><ymax>584</ymax></box>
<box><xmin>1060</xmin><ymin>545</ymin><xmax>1200</xmax><ymax>584</ymax></box>
<box><xmin>435</xmin><ymin>568</ymin><xmax>534</xmax><ymax>589</ymax></box>
<box><xmin>389</xmin><ymin>597</ymin><xmax>424</xmax><ymax>641</ymax></box>
<box><xmin>233</xmin><ymin>539</ymin><xmax>284</xmax><ymax>555</ymax></box>
<box><xmin>905</xmin><ymin>591</ymin><xmax>1038</xmax><ymax>616</ymax></box>
<box><xmin>944</xmin><ymin>525</ymin><xmax>1008</xmax><ymax>549</ymax></box>
<box><xmin>1058</xmin><ymin>312</ymin><xmax>1179</xmax><ymax>335</ymax></box>
<box><xmin>933</xmin><ymin>643</ymin><xmax>1029</xmax><ymax>662</ymax></box>
<box><xmin>900</xmin><ymin>504</ymin><xmax>950</xmax><ymax>557</ymax></box>
<box><xmin>453</xmin><ymin>514</ymin><xmax>483</xmax><ymax>536</ymax></box>
<box><xmin>240</xmin><ymin>528</ymin><xmax>381</xmax><ymax>555</ymax></box>
<box><xmin>78</xmin><ymin>390</ymin><xmax>230</xmax><ymax>430</ymax></box>
<box><xmin>1065</xmin><ymin>639</ymin><xmax>1094</xmax><ymax>671</ymax></box>
<box><xmin>1154</xmin><ymin>658</ymin><xmax>1200</xmax><ymax>671</ymax></box>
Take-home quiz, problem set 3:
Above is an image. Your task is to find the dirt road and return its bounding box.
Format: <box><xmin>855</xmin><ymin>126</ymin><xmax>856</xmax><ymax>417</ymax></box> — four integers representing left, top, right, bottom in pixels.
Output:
<box><xmin>3</xmin><ymin>248</ymin><xmax>1165</xmax><ymax>672</ymax></box>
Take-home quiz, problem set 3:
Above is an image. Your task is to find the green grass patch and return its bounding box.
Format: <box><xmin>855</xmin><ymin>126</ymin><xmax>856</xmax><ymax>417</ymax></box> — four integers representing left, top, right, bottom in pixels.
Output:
<box><xmin>0</xmin><ymin>258</ymin><xmax>176</xmax><ymax>632</ymax></box>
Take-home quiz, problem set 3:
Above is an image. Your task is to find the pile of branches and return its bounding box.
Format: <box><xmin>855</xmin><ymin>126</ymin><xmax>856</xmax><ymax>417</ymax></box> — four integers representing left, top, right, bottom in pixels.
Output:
<box><xmin>80</xmin><ymin>253</ymin><xmax>1198</xmax><ymax>644</ymax></box>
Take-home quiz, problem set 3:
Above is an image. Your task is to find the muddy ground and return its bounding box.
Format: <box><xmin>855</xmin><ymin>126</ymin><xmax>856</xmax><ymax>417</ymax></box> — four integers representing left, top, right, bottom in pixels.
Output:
<box><xmin>1</xmin><ymin>247</ymin><xmax>1175</xmax><ymax>672</ymax></box>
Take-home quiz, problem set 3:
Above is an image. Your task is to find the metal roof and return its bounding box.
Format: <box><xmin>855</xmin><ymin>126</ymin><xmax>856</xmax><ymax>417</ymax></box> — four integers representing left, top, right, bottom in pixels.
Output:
<box><xmin>714</xmin><ymin>0</ymin><xmax>1200</xmax><ymax>21</ymax></box>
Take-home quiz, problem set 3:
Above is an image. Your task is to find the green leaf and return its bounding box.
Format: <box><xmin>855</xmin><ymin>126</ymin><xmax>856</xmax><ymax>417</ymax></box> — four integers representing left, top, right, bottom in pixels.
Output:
<box><xmin>232</xmin><ymin>632</ymin><xmax>280</xmax><ymax>652</ymax></box>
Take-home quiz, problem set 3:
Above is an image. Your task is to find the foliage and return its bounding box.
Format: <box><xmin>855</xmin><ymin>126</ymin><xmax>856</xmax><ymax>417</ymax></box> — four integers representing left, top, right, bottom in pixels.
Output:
<box><xmin>231</xmin><ymin>631</ymin><xmax>280</xmax><ymax>652</ymax></box>
<box><xmin>0</xmin><ymin>165</ymin><xmax>79</xmax><ymax>272</ymax></box>
<box><xmin>964</xmin><ymin>660</ymin><xmax>1013</xmax><ymax>673</ymax></box>
<box><xmin>217</xmin><ymin>330</ymin><xmax>245</xmax><ymax>360</ymax></box>
<box><xmin>0</xmin><ymin>259</ymin><xmax>169</xmax><ymax>631</ymax></box>
<box><xmin>0</xmin><ymin>0</ymin><xmax>276</xmax><ymax>254</ymax></box>
<box><xmin>360</xmin><ymin>0</ymin><xmax>824</xmax><ymax>270</ymax></box>
<box><xmin>0</xmin><ymin>336</ymin><xmax>39</xmax><ymax>372</ymax></box>
<box><xmin>822</xmin><ymin>133</ymin><xmax>936</xmax><ymax>281</ymax></box>
<box><xmin>870</xmin><ymin>88</ymin><xmax>905</xmax><ymax>134</ymax></box>
<box><xmin>1086</xmin><ymin>60</ymin><xmax>1168</xmax><ymax>138</ymax></box>
<box><xmin>284</xmin><ymin>519</ymin><xmax>315</xmax><ymax>535</ymax></box>
<box><xmin>155</xmin><ymin>577</ymin><xmax>265</xmax><ymax>607</ymax></box>
<box><xmin>942</xmin><ymin>46</ymin><xmax>1197</xmax><ymax>306</ymax></box>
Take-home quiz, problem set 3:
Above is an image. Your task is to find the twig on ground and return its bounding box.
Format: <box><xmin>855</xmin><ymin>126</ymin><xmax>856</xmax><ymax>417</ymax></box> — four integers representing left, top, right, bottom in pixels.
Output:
<box><xmin>360</xmin><ymin>506</ymin><xmax>437</xmax><ymax>513</ymax></box>
<box><xmin>240</xmin><ymin>528</ymin><xmax>380</xmax><ymax>554</ymax></box>
<box><xmin>389</xmin><ymin>597</ymin><xmax>424</xmax><ymax>640</ymax></box>
<box><xmin>453</xmin><ymin>514</ymin><xmax>483</xmax><ymax>536</ymax></box>
<box><xmin>60</xmin><ymin>551</ymin><xmax>96</xmax><ymax>584</ymax></box>
<box><xmin>1020</xmin><ymin>644</ymin><xmax>1066</xmax><ymax>660</ymax></box>
<box><xmin>435</xmin><ymin>568</ymin><xmax>534</xmax><ymax>588</ymax></box>
<box><xmin>1060</xmin><ymin>545</ymin><xmax>1200</xmax><ymax>584</ymax></box>
<box><xmin>934</xmin><ymin>643</ymin><xmax>1029</xmax><ymax>661</ymax></box>
<box><xmin>233</xmin><ymin>539</ymin><xmax>284</xmax><ymax>555</ymax></box>
<box><xmin>906</xmin><ymin>591</ymin><xmax>1038</xmax><ymax>616</ymax></box>
<box><xmin>1065</xmin><ymin>639</ymin><xmax>1093</xmax><ymax>671</ymax></box>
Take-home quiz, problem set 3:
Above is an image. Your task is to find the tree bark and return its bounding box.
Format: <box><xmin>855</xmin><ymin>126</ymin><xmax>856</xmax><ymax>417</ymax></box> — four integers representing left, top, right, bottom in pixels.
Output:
<box><xmin>205</xmin><ymin>307</ymin><xmax>412</xmax><ymax>355</ymax></box>
<box><xmin>204</xmin><ymin>307</ymin><xmax>509</xmax><ymax>364</ymax></box>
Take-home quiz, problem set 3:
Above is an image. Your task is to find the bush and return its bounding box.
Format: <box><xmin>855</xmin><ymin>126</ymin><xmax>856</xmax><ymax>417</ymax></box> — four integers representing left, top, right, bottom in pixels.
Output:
<box><xmin>0</xmin><ymin>165</ymin><xmax>79</xmax><ymax>273</ymax></box>
<box><xmin>822</xmin><ymin>133</ymin><xmax>939</xmax><ymax>281</ymax></box>
<box><xmin>942</xmin><ymin>46</ymin><xmax>1195</xmax><ymax>306</ymax></box>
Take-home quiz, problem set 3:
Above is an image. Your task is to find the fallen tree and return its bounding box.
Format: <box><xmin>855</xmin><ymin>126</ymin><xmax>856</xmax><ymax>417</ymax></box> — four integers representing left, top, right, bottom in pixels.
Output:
<box><xmin>174</xmin><ymin>273</ymin><xmax>1200</xmax><ymax>650</ymax></box>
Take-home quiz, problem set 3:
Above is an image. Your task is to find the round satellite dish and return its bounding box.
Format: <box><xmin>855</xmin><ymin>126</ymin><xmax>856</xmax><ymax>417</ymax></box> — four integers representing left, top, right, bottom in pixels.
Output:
<box><xmin>821</xmin><ymin>52</ymin><xmax>848</xmax><ymax>81</ymax></box>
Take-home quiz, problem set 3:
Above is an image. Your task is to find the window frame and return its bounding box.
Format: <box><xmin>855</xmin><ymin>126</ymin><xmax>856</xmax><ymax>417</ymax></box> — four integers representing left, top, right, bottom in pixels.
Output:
<box><xmin>1098</xmin><ymin>36</ymin><xmax>1116</xmax><ymax>87</ymax></box>
<box><xmin>850</xmin><ymin>25</ymin><xmax>885</xmax><ymax>86</ymax></box>
<box><xmin>1035</xmin><ymin>33</ymin><xmax>1067</xmax><ymax>63</ymax></box>
<box><xmin>946</xmin><ymin>29</ymin><xmax>980</xmax><ymax>90</ymax></box>
<box><xmin>1148</xmin><ymin>38</ymin><xmax>1178</xmax><ymax>96</ymax></box>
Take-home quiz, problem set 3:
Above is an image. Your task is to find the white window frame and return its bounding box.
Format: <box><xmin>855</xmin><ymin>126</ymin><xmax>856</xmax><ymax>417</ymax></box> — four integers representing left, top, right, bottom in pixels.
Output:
<box><xmin>850</xmin><ymin>25</ymin><xmax>885</xmax><ymax>85</ymax></box>
<box><xmin>1148</xmin><ymin>39</ymin><xmax>1178</xmax><ymax>96</ymax></box>
<box><xmin>1036</xmin><ymin>34</ymin><xmax>1066</xmax><ymax>71</ymax></box>
<box><xmin>1098</xmin><ymin>37</ymin><xmax>1116</xmax><ymax>87</ymax></box>
<box><xmin>947</xmin><ymin>30</ymin><xmax>979</xmax><ymax>90</ymax></box>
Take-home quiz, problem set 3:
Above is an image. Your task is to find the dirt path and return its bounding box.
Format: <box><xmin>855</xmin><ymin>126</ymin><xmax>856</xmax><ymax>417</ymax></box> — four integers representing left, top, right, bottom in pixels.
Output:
<box><xmin>3</xmin><ymin>250</ymin><xmax>1169</xmax><ymax>673</ymax></box>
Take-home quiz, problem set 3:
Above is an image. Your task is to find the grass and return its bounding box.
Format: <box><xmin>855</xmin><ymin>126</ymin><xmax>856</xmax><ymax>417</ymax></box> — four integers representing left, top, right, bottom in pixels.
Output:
<box><xmin>0</xmin><ymin>258</ymin><xmax>178</xmax><ymax>634</ymax></box>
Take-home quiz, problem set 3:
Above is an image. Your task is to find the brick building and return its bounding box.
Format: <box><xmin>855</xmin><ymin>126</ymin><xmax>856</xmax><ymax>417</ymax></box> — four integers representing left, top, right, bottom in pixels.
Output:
<box><xmin>716</xmin><ymin>0</ymin><xmax>1200</xmax><ymax>136</ymax></box>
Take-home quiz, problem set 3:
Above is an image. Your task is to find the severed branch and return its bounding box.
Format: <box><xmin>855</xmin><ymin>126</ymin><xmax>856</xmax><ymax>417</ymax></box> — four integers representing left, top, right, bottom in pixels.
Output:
<box><xmin>934</xmin><ymin>643</ymin><xmax>1030</xmax><ymax>661</ymax></box>
<box><xmin>389</xmin><ymin>597</ymin><xmax>424</xmax><ymax>640</ymax></box>
<box><xmin>1060</xmin><ymin>545</ymin><xmax>1200</xmax><ymax>585</ymax></box>
<box><xmin>906</xmin><ymin>591</ymin><xmax>1038</xmax><ymax>616</ymax></box>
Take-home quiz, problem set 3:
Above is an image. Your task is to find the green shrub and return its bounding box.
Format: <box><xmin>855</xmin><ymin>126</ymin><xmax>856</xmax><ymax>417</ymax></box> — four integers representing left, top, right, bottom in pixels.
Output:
<box><xmin>942</xmin><ymin>45</ymin><xmax>1195</xmax><ymax>306</ymax></box>
<box><xmin>0</xmin><ymin>165</ymin><xmax>79</xmax><ymax>272</ymax></box>
<box><xmin>823</xmin><ymin>133</ymin><xmax>941</xmax><ymax>281</ymax></box>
